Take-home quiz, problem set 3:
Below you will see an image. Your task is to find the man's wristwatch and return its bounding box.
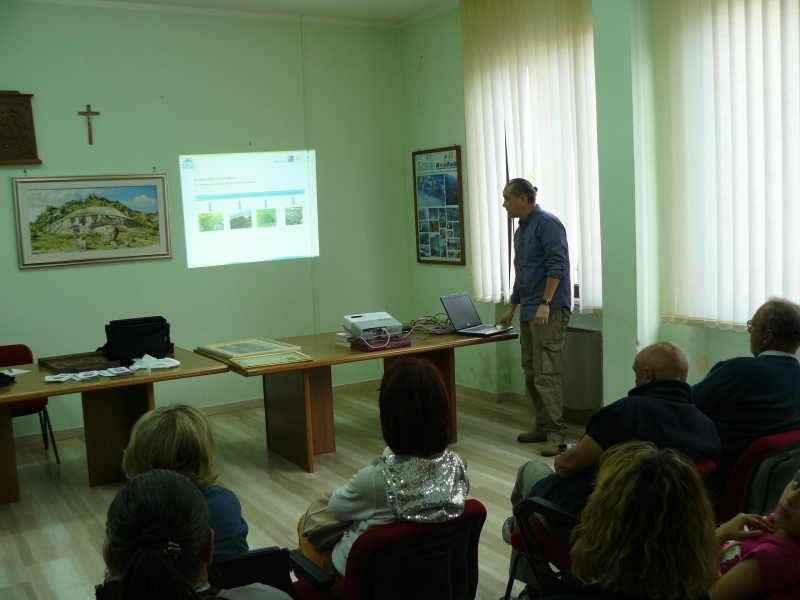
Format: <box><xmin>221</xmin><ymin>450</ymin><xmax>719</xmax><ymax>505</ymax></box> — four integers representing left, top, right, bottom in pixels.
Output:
<box><xmin>540</xmin><ymin>299</ymin><xmax>551</xmax><ymax>306</ymax></box>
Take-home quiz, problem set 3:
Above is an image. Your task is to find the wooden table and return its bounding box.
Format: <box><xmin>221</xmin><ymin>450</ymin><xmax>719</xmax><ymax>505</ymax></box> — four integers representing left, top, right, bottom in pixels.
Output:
<box><xmin>223</xmin><ymin>331</ymin><xmax>517</xmax><ymax>473</ymax></box>
<box><xmin>0</xmin><ymin>347</ymin><xmax>228</xmax><ymax>504</ymax></box>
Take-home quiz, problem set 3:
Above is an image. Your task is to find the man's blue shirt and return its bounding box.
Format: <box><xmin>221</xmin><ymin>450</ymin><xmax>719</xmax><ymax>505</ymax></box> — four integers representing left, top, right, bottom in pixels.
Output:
<box><xmin>509</xmin><ymin>205</ymin><xmax>571</xmax><ymax>320</ymax></box>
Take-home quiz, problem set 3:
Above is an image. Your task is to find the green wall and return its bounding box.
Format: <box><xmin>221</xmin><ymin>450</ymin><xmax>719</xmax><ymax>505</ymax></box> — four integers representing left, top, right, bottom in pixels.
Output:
<box><xmin>399</xmin><ymin>9</ymin><xmax>512</xmax><ymax>395</ymax></box>
<box><xmin>1</xmin><ymin>1</ymin><xmax>408</xmax><ymax>436</ymax></box>
<box><xmin>1</xmin><ymin>0</ymin><xmax>756</xmax><ymax>437</ymax></box>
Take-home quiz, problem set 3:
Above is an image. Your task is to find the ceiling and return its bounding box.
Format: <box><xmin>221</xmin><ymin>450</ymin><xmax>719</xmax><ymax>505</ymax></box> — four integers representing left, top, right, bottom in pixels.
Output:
<box><xmin>90</xmin><ymin>0</ymin><xmax>459</xmax><ymax>26</ymax></box>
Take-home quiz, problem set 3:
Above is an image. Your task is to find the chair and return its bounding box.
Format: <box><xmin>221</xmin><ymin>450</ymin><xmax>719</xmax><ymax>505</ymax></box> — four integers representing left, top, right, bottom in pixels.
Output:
<box><xmin>96</xmin><ymin>546</ymin><xmax>299</xmax><ymax>600</ymax></box>
<box><xmin>291</xmin><ymin>498</ymin><xmax>487</xmax><ymax>600</ymax></box>
<box><xmin>503</xmin><ymin>457</ymin><xmax>716</xmax><ymax>600</ymax></box>
<box><xmin>694</xmin><ymin>457</ymin><xmax>716</xmax><ymax>477</ymax></box>
<box><xmin>503</xmin><ymin>497</ymin><xmax>579</xmax><ymax>600</ymax></box>
<box><xmin>0</xmin><ymin>344</ymin><xmax>59</xmax><ymax>464</ymax></box>
<box><xmin>717</xmin><ymin>429</ymin><xmax>800</xmax><ymax>523</ymax></box>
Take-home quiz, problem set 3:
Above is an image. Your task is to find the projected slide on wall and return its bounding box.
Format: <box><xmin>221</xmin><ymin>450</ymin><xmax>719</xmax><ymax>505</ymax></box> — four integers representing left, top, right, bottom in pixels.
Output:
<box><xmin>179</xmin><ymin>151</ymin><xmax>318</xmax><ymax>268</ymax></box>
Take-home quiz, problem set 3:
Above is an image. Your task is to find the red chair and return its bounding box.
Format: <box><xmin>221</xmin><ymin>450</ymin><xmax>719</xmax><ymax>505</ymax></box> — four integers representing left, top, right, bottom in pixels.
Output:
<box><xmin>717</xmin><ymin>429</ymin><xmax>800</xmax><ymax>523</ymax></box>
<box><xmin>0</xmin><ymin>344</ymin><xmax>60</xmax><ymax>464</ymax></box>
<box><xmin>291</xmin><ymin>498</ymin><xmax>486</xmax><ymax>600</ymax></box>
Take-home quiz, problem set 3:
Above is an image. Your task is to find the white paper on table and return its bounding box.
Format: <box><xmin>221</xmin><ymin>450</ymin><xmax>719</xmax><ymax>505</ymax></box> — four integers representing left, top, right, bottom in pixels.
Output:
<box><xmin>45</xmin><ymin>374</ymin><xmax>76</xmax><ymax>383</ymax></box>
<box><xmin>129</xmin><ymin>355</ymin><xmax>181</xmax><ymax>372</ymax></box>
<box><xmin>2</xmin><ymin>369</ymin><xmax>30</xmax><ymax>376</ymax></box>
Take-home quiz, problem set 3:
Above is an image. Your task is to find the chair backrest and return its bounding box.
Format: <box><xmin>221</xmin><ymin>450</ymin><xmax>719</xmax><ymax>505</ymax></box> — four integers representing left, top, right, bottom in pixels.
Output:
<box><xmin>513</xmin><ymin>497</ymin><xmax>580</xmax><ymax>579</ymax></box>
<box><xmin>718</xmin><ymin>429</ymin><xmax>800</xmax><ymax>522</ymax></box>
<box><xmin>342</xmin><ymin>498</ymin><xmax>486</xmax><ymax>600</ymax></box>
<box><xmin>0</xmin><ymin>344</ymin><xmax>33</xmax><ymax>369</ymax></box>
<box><xmin>694</xmin><ymin>457</ymin><xmax>717</xmax><ymax>477</ymax></box>
<box><xmin>96</xmin><ymin>547</ymin><xmax>298</xmax><ymax>600</ymax></box>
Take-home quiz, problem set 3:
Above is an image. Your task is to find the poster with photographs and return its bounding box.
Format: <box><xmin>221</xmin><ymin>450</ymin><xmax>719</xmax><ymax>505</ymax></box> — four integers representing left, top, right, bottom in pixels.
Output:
<box><xmin>412</xmin><ymin>145</ymin><xmax>465</xmax><ymax>265</ymax></box>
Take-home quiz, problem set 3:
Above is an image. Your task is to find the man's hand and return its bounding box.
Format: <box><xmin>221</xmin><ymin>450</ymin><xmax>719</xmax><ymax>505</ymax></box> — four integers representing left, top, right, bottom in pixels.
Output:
<box><xmin>716</xmin><ymin>513</ymin><xmax>773</xmax><ymax>546</ymax></box>
<box><xmin>553</xmin><ymin>435</ymin><xmax>604</xmax><ymax>478</ymax></box>
<box><xmin>533</xmin><ymin>304</ymin><xmax>550</xmax><ymax>327</ymax></box>
<box><xmin>496</xmin><ymin>308</ymin><xmax>515</xmax><ymax>328</ymax></box>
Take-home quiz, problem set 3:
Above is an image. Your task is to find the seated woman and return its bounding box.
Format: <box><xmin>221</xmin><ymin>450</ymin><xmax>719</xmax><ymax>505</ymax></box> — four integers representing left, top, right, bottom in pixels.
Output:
<box><xmin>123</xmin><ymin>403</ymin><xmax>248</xmax><ymax>555</ymax></box>
<box><xmin>538</xmin><ymin>441</ymin><xmax>719</xmax><ymax>600</ymax></box>
<box><xmin>297</xmin><ymin>357</ymin><xmax>469</xmax><ymax>592</ymax></box>
<box><xmin>711</xmin><ymin>465</ymin><xmax>800</xmax><ymax>599</ymax></box>
<box><xmin>103</xmin><ymin>469</ymin><xmax>290</xmax><ymax>600</ymax></box>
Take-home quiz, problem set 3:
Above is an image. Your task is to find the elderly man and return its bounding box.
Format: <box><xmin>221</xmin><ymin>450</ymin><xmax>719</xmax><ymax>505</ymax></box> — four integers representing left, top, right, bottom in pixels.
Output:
<box><xmin>693</xmin><ymin>297</ymin><xmax>800</xmax><ymax>499</ymax></box>
<box><xmin>506</xmin><ymin>342</ymin><xmax>720</xmax><ymax>523</ymax></box>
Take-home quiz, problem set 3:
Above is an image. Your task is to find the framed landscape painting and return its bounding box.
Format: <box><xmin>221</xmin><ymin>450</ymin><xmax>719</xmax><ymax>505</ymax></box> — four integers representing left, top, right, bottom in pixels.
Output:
<box><xmin>13</xmin><ymin>174</ymin><xmax>171</xmax><ymax>268</ymax></box>
<box><xmin>412</xmin><ymin>145</ymin><xmax>465</xmax><ymax>265</ymax></box>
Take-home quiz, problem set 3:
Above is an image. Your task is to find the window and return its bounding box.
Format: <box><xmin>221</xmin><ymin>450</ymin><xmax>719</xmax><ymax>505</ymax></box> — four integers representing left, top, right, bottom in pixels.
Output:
<box><xmin>655</xmin><ymin>0</ymin><xmax>800</xmax><ymax>330</ymax></box>
<box><xmin>460</xmin><ymin>0</ymin><xmax>602</xmax><ymax>312</ymax></box>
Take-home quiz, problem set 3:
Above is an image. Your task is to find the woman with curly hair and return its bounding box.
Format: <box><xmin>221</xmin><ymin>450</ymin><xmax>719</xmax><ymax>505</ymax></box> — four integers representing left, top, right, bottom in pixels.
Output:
<box><xmin>540</xmin><ymin>441</ymin><xmax>718</xmax><ymax>600</ymax></box>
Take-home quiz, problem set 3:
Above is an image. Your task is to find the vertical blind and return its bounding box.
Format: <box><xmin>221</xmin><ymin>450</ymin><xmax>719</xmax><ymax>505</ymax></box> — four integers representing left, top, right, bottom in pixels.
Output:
<box><xmin>460</xmin><ymin>0</ymin><xmax>602</xmax><ymax>312</ymax></box>
<box><xmin>655</xmin><ymin>0</ymin><xmax>800</xmax><ymax>330</ymax></box>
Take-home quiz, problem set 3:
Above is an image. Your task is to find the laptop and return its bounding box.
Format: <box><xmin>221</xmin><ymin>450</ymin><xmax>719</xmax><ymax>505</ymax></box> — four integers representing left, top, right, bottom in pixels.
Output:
<box><xmin>440</xmin><ymin>292</ymin><xmax>512</xmax><ymax>337</ymax></box>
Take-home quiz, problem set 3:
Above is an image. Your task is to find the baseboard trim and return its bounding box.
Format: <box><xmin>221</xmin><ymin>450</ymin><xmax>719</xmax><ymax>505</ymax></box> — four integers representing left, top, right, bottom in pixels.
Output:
<box><xmin>333</xmin><ymin>379</ymin><xmax>381</xmax><ymax>393</ymax></box>
<box><xmin>15</xmin><ymin>425</ymin><xmax>85</xmax><ymax>448</ymax></box>
<box><xmin>14</xmin><ymin>381</ymin><xmax>528</xmax><ymax>447</ymax></box>
<box><xmin>201</xmin><ymin>398</ymin><xmax>263</xmax><ymax>416</ymax></box>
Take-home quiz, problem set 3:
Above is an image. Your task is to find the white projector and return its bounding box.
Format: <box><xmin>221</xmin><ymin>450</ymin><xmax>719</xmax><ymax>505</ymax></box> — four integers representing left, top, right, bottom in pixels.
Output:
<box><xmin>343</xmin><ymin>312</ymin><xmax>402</xmax><ymax>340</ymax></box>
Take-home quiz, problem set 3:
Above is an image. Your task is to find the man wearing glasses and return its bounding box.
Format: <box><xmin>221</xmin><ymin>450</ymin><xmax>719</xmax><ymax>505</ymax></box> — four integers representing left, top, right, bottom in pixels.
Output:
<box><xmin>693</xmin><ymin>297</ymin><xmax>800</xmax><ymax>499</ymax></box>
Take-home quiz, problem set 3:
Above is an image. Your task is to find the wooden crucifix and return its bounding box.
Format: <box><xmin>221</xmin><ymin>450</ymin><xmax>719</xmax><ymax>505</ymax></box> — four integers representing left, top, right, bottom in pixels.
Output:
<box><xmin>78</xmin><ymin>104</ymin><xmax>100</xmax><ymax>145</ymax></box>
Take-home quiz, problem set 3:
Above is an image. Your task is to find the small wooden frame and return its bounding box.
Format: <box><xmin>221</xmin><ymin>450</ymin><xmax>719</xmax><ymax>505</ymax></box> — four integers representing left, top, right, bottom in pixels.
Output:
<box><xmin>412</xmin><ymin>145</ymin><xmax>465</xmax><ymax>265</ymax></box>
<box><xmin>38</xmin><ymin>352</ymin><xmax>121</xmax><ymax>374</ymax></box>
<box><xmin>0</xmin><ymin>91</ymin><xmax>42</xmax><ymax>165</ymax></box>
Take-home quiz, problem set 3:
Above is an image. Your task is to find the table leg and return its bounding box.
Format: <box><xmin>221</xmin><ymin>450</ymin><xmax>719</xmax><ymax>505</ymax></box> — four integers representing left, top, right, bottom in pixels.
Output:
<box><xmin>262</xmin><ymin>366</ymin><xmax>335</xmax><ymax>473</ymax></box>
<box><xmin>82</xmin><ymin>382</ymin><xmax>155</xmax><ymax>487</ymax></box>
<box><xmin>0</xmin><ymin>403</ymin><xmax>20</xmax><ymax>504</ymax></box>
<box><xmin>384</xmin><ymin>347</ymin><xmax>458</xmax><ymax>442</ymax></box>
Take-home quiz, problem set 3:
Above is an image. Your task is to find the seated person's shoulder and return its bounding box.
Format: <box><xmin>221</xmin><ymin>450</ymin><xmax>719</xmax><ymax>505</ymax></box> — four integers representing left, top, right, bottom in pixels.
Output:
<box><xmin>202</xmin><ymin>484</ymin><xmax>242</xmax><ymax>506</ymax></box>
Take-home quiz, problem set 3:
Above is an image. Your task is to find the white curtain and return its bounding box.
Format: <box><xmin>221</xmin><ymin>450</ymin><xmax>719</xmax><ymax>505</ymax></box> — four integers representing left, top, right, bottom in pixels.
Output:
<box><xmin>460</xmin><ymin>0</ymin><xmax>602</xmax><ymax>312</ymax></box>
<box><xmin>655</xmin><ymin>0</ymin><xmax>800</xmax><ymax>330</ymax></box>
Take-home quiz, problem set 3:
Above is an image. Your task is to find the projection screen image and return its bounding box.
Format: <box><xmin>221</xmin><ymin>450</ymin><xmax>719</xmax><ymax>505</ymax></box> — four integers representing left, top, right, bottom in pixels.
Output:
<box><xmin>179</xmin><ymin>151</ymin><xmax>319</xmax><ymax>268</ymax></box>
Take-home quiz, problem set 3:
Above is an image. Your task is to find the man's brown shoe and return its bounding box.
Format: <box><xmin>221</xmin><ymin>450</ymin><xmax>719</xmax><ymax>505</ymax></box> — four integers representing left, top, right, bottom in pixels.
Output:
<box><xmin>541</xmin><ymin>440</ymin><xmax>563</xmax><ymax>457</ymax></box>
<box><xmin>517</xmin><ymin>429</ymin><xmax>548</xmax><ymax>443</ymax></box>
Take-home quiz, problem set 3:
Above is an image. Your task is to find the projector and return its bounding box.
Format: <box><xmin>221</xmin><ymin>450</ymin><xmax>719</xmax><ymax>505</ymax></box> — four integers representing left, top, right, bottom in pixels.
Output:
<box><xmin>343</xmin><ymin>312</ymin><xmax>402</xmax><ymax>340</ymax></box>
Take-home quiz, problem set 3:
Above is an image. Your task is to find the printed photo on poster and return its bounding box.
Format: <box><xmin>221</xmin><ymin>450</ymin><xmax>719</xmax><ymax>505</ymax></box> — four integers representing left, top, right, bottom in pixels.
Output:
<box><xmin>412</xmin><ymin>145</ymin><xmax>465</xmax><ymax>265</ymax></box>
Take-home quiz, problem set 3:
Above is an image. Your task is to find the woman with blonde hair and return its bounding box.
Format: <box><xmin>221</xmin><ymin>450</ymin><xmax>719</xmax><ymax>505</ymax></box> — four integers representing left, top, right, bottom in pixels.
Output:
<box><xmin>123</xmin><ymin>404</ymin><xmax>249</xmax><ymax>556</ymax></box>
<box><xmin>539</xmin><ymin>441</ymin><xmax>718</xmax><ymax>600</ymax></box>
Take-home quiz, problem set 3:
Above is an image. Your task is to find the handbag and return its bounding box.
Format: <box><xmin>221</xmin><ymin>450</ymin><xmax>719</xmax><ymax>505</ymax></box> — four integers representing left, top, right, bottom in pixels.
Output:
<box><xmin>100</xmin><ymin>316</ymin><xmax>175</xmax><ymax>366</ymax></box>
<box><xmin>302</xmin><ymin>492</ymin><xmax>353</xmax><ymax>550</ymax></box>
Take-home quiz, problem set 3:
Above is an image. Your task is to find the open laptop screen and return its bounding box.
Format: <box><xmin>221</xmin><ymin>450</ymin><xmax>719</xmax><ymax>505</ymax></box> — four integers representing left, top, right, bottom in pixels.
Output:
<box><xmin>441</xmin><ymin>292</ymin><xmax>483</xmax><ymax>330</ymax></box>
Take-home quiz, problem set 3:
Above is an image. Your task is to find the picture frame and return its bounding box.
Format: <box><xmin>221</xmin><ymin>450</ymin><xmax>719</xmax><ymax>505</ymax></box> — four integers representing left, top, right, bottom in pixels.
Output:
<box><xmin>412</xmin><ymin>145</ymin><xmax>465</xmax><ymax>265</ymax></box>
<box><xmin>231</xmin><ymin>351</ymin><xmax>313</xmax><ymax>369</ymax></box>
<box><xmin>13</xmin><ymin>174</ymin><xmax>171</xmax><ymax>268</ymax></box>
<box><xmin>196</xmin><ymin>338</ymin><xmax>302</xmax><ymax>359</ymax></box>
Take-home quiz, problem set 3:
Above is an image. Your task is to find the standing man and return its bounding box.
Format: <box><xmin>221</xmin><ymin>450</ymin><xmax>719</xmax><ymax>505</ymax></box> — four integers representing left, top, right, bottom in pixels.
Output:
<box><xmin>496</xmin><ymin>179</ymin><xmax>571</xmax><ymax>456</ymax></box>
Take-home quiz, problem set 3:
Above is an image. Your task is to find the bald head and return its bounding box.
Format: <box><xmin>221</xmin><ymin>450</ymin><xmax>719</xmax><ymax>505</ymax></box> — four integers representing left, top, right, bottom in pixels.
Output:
<box><xmin>633</xmin><ymin>342</ymin><xmax>689</xmax><ymax>387</ymax></box>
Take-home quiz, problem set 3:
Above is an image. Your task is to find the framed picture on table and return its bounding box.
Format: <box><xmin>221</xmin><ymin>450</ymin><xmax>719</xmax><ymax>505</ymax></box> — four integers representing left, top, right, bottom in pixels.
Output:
<box><xmin>13</xmin><ymin>174</ymin><xmax>171</xmax><ymax>268</ymax></box>
<box><xmin>412</xmin><ymin>145</ymin><xmax>465</xmax><ymax>265</ymax></box>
